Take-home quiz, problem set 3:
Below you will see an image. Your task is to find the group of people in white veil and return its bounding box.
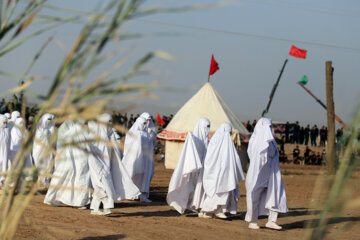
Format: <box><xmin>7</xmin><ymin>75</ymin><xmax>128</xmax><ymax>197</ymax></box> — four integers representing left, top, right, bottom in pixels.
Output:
<box><xmin>0</xmin><ymin>111</ymin><xmax>31</xmax><ymax>186</ymax></box>
<box><xmin>167</xmin><ymin>117</ymin><xmax>288</xmax><ymax>230</ymax></box>
<box><xmin>1</xmin><ymin>110</ymin><xmax>288</xmax><ymax>227</ymax></box>
<box><xmin>44</xmin><ymin>112</ymin><xmax>157</xmax><ymax>215</ymax></box>
<box><xmin>0</xmin><ymin>110</ymin><xmax>157</xmax><ymax>216</ymax></box>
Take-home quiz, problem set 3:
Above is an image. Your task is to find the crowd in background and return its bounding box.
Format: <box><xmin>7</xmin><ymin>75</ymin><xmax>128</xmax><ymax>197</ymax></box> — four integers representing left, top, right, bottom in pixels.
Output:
<box><xmin>0</xmin><ymin>97</ymin><xmax>346</xmax><ymax>166</ymax></box>
<box><xmin>244</xmin><ymin>119</ymin><xmax>344</xmax><ymax>146</ymax></box>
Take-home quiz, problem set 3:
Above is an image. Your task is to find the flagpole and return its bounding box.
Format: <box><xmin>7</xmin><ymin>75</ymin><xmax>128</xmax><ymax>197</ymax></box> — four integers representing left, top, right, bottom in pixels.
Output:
<box><xmin>297</xmin><ymin>82</ymin><xmax>347</xmax><ymax>128</ymax></box>
<box><xmin>261</xmin><ymin>58</ymin><xmax>288</xmax><ymax>117</ymax></box>
<box><xmin>208</xmin><ymin>75</ymin><xmax>210</xmax><ymax>82</ymax></box>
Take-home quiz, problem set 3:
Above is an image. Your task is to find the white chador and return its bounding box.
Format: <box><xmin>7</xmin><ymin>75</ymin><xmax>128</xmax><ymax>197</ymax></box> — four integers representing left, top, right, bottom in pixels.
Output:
<box><xmin>32</xmin><ymin>113</ymin><xmax>55</xmax><ymax>185</ymax></box>
<box><xmin>201</xmin><ymin>122</ymin><xmax>245</xmax><ymax>219</ymax></box>
<box><xmin>167</xmin><ymin>118</ymin><xmax>210</xmax><ymax>214</ymax></box>
<box><xmin>0</xmin><ymin>115</ymin><xmax>10</xmax><ymax>185</ymax></box>
<box><xmin>44</xmin><ymin>120</ymin><xmax>92</xmax><ymax>207</ymax></box>
<box><xmin>245</xmin><ymin>118</ymin><xmax>288</xmax><ymax>230</ymax></box>
<box><xmin>8</xmin><ymin>111</ymin><xmax>21</xmax><ymax>130</ymax></box>
<box><xmin>123</xmin><ymin>115</ymin><xmax>156</xmax><ymax>203</ymax></box>
<box><xmin>9</xmin><ymin>118</ymin><xmax>33</xmax><ymax>168</ymax></box>
<box><xmin>88</xmin><ymin>113</ymin><xmax>140</xmax><ymax>215</ymax></box>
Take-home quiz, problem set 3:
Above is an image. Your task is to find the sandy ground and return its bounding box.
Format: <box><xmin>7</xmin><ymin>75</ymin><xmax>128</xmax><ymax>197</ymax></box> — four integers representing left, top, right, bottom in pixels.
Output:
<box><xmin>14</xmin><ymin>159</ymin><xmax>360</xmax><ymax>240</ymax></box>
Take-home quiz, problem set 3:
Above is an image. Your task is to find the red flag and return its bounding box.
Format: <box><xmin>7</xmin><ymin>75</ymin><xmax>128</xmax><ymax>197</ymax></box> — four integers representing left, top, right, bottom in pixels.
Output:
<box><xmin>208</xmin><ymin>54</ymin><xmax>219</xmax><ymax>76</ymax></box>
<box><xmin>289</xmin><ymin>45</ymin><xmax>307</xmax><ymax>59</ymax></box>
<box><xmin>156</xmin><ymin>112</ymin><xmax>165</xmax><ymax>125</ymax></box>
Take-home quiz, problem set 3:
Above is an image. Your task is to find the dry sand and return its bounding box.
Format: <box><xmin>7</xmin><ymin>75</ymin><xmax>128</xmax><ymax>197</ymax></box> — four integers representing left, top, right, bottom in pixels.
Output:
<box><xmin>14</xmin><ymin>158</ymin><xmax>360</xmax><ymax>240</ymax></box>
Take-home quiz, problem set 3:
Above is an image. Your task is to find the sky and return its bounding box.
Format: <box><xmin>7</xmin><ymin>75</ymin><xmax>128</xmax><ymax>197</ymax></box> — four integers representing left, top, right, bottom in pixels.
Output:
<box><xmin>1</xmin><ymin>0</ymin><xmax>359</xmax><ymax>127</ymax></box>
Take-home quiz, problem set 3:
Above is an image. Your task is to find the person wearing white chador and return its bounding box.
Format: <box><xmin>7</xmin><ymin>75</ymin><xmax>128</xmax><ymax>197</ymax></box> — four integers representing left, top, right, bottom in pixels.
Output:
<box><xmin>123</xmin><ymin>115</ymin><xmax>156</xmax><ymax>203</ymax></box>
<box><xmin>245</xmin><ymin>118</ymin><xmax>288</xmax><ymax>230</ymax></box>
<box><xmin>9</xmin><ymin>118</ymin><xmax>33</xmax><ymax>168</ymax></box>
<box><xmin>44</xmin><ymin>120</ymin><xmax>92</xmax><ymax>208</ymax></box>
<box><xmin>8</xmin><ymin>111</ymin><xmax>21</xmax><ymax>130</ymax></box>
<box><xmin>88</xmin><ymin>113</ymin><xmax>140</xmax><ymax>215</ymax></box>
<box><xmin>0</xmin><ymin>115</ymin><xmax>10</xmax><ymax>186</ymax></box>
<box><xmin>32</xmin><ymin>113</ymin><xmax>55</xmax><ymax>186</ymax></box>
<box><xmin>167</xmin><ymin>118</ymin><xmax>210</xmax><ymax>214</ymax></box>
<box><xmin>4</xmin><ymin>113</ymin><xmax>11</xmax><ymax>121</ymax></box>
<box><xmin>201</xmin><ymin>122</ymin><xmax>245</xmax><ymax>219</ymax></box>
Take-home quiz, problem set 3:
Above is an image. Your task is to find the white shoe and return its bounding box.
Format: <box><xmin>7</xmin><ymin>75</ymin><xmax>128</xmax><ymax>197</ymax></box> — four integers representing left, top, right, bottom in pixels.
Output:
<box><xmin>101</xmin><ymin>208</ymin><xmax>112</xmax><ymax>216</ymax></box>
<box><xmin>265</xmin><ymin>221</ymin><xmax>282</xmax><ymax>230</ymax></box>
<box><xmin>77</xmin><ymin>206</ymin><xmax>87</xmax><ymax>210</ymax></box>
<box><xmin>91</xmin><ymin>210</ymin><xmax>102</xmax><ymax>215</ymax></box>
<box><xmin>199</xmin><ymin>212</ymin><xmax>213</xmax><ymax>219</ymax></box>
<box><xmin>248</xmin><ymin>223</ymin><xmax>260</xmax><ymax>230</ymax></box>
<box><xmin>215</xmin><ymin>212</ymin><xmax>227</xmax><ymax>219</ymax></box>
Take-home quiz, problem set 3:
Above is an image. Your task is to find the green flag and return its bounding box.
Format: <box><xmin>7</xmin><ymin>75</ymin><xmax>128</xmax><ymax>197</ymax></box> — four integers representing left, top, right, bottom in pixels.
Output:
<box><xmin>299</xmin><ymin>75</ymin><xmax>308</xmax><ymax>85</ymax></box>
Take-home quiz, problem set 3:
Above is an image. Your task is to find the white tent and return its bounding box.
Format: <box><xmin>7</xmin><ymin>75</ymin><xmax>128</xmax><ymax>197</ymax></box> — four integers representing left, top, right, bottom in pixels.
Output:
<box><xmin>158</xmin><ymin>82</ymin><xmax>250</xmax><ymax>170</ymax></box>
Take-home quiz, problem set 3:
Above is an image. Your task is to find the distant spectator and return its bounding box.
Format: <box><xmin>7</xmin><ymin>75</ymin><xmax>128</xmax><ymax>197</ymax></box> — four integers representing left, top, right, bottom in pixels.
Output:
<box><xmin>304</xmin><ymin>124</ymin><xmax>310</xmax><ymax>145</ymax></box>
<box><xmin>315</xmin><ymin>152</ymin><xmax>322</xmax><ymax>165</ymax></box>
<box><xmin>293</xmin><ymin>121</ymin><xmax>300</xmax><ymax>144</ymax></box>
<box><xmin>251</xmin><ymin>120</ymin><xmax>257</xmax><ymax>132</ymax></box>
<box><xmin>245</xmin><ymin>120</ymin><xmax>253</xmax><ymax>132</ymax></box>
<box><xmin>285</xmin><ymin>122</ymin><xmax>290</xmax><ymax>143</ymax></box>
<box><xmin>299</xmin><ymin>126</ymin><xmax>305</xmax><ymax>144</ymax></box>
<box><xmin>336</xmin><ymin>128</ymin><xmax>343</xmax><ymax>142</ymax></box>
<box><xmin>320</xmin><ymin>126</ymin><xmax>327</xmax><ymax>147</ymax></box>
<box><xmin>293</xmin><ymin>145</ymin><xmax>300</xmax><ymax>163</ymax></box>
<box><xmin>279</xmin><ymin>150</ymin><xmax>288</xmax><ymax>163</ymax></box>
<box><xmin>311</xmin><ymin>125</ymin><xmax>318</xmax><ymax>146</ymax></box>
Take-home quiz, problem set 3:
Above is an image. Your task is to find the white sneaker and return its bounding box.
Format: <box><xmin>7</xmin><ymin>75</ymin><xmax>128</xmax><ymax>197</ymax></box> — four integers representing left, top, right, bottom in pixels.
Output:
<box><xmin>248</xmin><ymin>223</ymin><xmax>260</xmax><ymax>230</ymax></box>
<box><xmin>91</xmin><ymin>210</ymin><xmax>102</xmax><ymax>215</ymax></box>
<box><xmin>200</xmin><ymin>212</ymin><xmax>213</xmax><ymax>219</ymax></box>
<box><xmin>215</xmin><ymin>212</ymin><xmax>227</xmax><ymax>219</ymax></box>
<box><xmin>101</xmin><ymin>208</ymin><xmax>112</xmax><ymax>216</ymax></box>
<box><xmin>265</xmin><ymin>221</ymin><xmax>282</xmax><ymax>230</ymax></box>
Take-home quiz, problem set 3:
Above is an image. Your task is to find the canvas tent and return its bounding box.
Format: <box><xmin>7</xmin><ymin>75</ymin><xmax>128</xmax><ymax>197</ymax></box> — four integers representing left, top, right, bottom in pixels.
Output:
<box><xmin>157</xmin><ymin>82</ymin><xmax>250</xmax><ymax>170</ymax></box>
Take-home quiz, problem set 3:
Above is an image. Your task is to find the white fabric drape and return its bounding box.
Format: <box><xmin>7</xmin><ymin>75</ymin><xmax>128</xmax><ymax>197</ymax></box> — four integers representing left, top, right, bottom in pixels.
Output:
<box><xmin>8</xmin><ymin>111</ymin><xmax>20</xmax><ymax>131</ymax></box>
<box><xmin>88</xmin><ymin>113</ymin><xmax>140</xmax><ymax>209</ymax></box>
<box><xmin>202</xmin><ymin>122</ymin><xmax>245</xmax><ymax>214</ymax></box>
<box><xmin>0</xmin><ymin>115</ymin><xmax>10</xmax><ymax>185</ymax></box>
<box><xmin>32</xmin><ymin>113</ymin><xmax>55</xmax><ymax>185</ymax></box>
<box><xmin>123</xmin><ymin>116</ymin><xmax>154</xmax><ymax>197</ymax></box>
<box><xmin>167</xmin><ymin>118</ymin><xmax>210</xmax><ymax>214</ymax></box>
<box><xmin>245</xmin><ymin>118</ymin><xmax>288</xmax><ymax>223</ymax></box>
<box><xmin>44</xmin><ymin>120</ymin><xmax>92</xmax><ymax>207</ymax></box>
<box><xmin>9</xmin><ymin>118</ymin><xmax>32</xmax><ymax>168</ymax></box>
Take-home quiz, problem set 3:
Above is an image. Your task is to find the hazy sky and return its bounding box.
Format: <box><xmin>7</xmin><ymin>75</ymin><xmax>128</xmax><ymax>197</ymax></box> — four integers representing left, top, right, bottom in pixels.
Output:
<box><xmin>1</xmin><ymin>0</ymin><xmax>359</xmax><ymax>127</ymax></box>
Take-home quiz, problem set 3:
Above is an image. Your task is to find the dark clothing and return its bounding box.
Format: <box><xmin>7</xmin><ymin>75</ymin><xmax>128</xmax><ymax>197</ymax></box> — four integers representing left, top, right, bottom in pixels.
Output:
<box><xmin>293</xmin><ymin>125</ymin><xmax>300</xmax><ymax>144</ymax></box>
<box><xmin>304</xmin><ymin>127</ymin><xmax>310</xmax><ymax>145</ymax></box>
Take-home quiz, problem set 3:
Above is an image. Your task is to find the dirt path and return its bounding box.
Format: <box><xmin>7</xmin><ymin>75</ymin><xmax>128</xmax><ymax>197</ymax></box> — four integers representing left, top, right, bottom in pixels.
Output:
<box><xmin>14</xmin><ymin>163</ymin><xmax>360</xmax><ymax>240</ymax></box>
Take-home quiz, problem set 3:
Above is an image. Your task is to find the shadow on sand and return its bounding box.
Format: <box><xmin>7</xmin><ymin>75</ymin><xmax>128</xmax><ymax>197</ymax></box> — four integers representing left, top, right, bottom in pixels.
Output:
<box><xmin>79</xmin><ymin>234</ymin><xmax>125</xmax><ymax>240</ymax></box>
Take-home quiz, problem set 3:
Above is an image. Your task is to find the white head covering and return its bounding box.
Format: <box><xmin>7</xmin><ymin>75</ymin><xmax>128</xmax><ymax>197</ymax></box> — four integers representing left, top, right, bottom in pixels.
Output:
<box><xmin>10</xmin><ymin>111</ymin><xmax>21</xmax><ymax>123</ymax></box>
<box><xmin>140</xmin><ymin>112</ymin><xmax>155</xmax><ymax>132</ymax></box>
<box><xmin>10</xmin><ymin>118</ymin><xmax>25</xmax><ymax>152</ymax></box>
<box><xmin>192</xmin><ymin>118</ymin><xmax>210</xmax><ymax>161</ymax></box>
<box><xmin>0</xmin><ymin>115</ymin><xmax>10</xmax><ymax>176</ymax></box>
<box><xmin>247</xmin><ymin>118</ymin><xmax>274</xmax><ymax>170</ymax></box>
<box><xmin>0</xmin><ymin>115</ymin><xmax>8</xmax><ymax>129</ymax></box>
<box><xmin>203</xmin><ymin>122</ymin><xmax>245</xmax><ymax>197</ymax></box>
<box><xmin>124</xmin><ymin>116</ymin><xmax>147</xmax><ymax>155</ymax></box>
<box><xmin>4</xmin><ymin>113</ymin><xmax>11</xmax><ymax>120</ymax></box>
<box><xmin>37</xmin><ymin>113</ymin><xmax>55</xmax><ymax>132</ymax></box>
